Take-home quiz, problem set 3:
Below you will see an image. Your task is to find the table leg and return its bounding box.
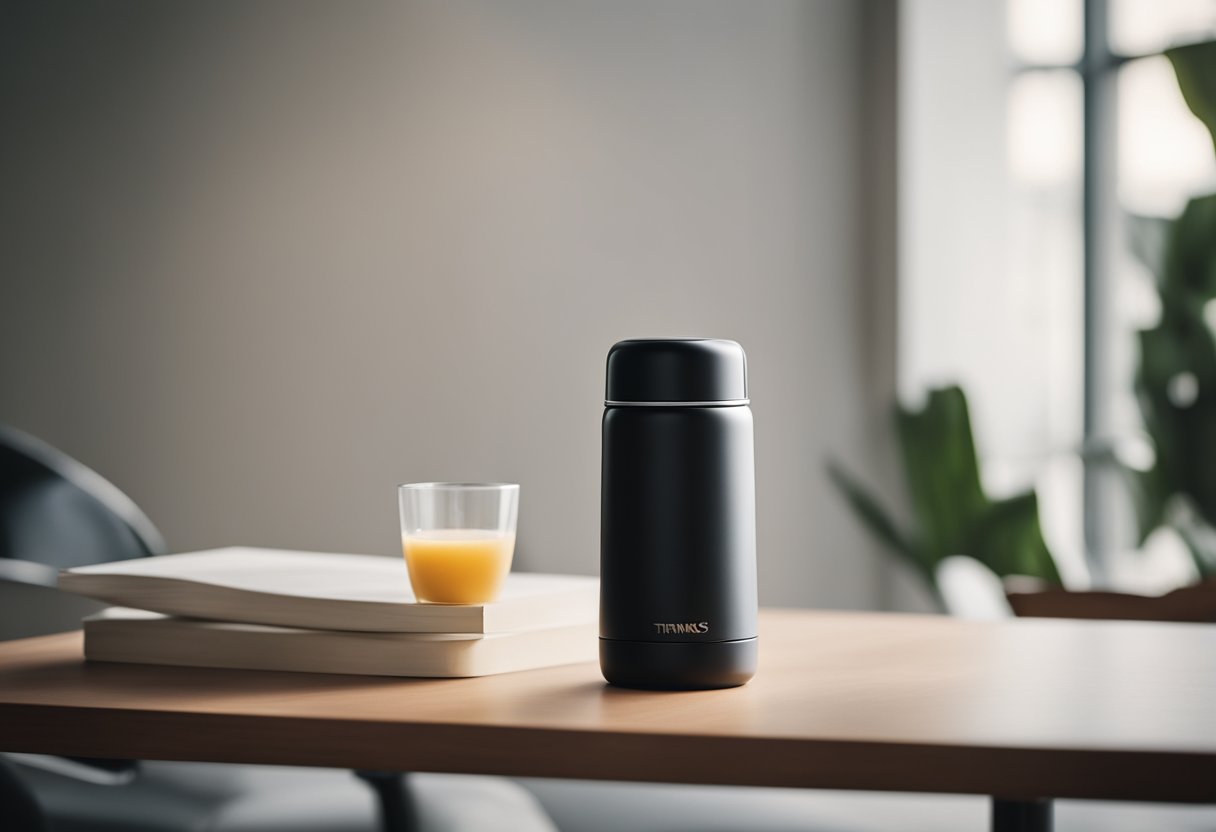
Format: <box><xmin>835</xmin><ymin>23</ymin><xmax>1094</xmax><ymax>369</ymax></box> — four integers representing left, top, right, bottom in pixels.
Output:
<box><xmin>354</xmin><ymin>770</ymin><xmax>420</xmax><ymax>832</ymax></box>
<box><xmin>992</xmin><ymin>797</ymin><xmax>1052</xmax><ymax>832</ymax></box>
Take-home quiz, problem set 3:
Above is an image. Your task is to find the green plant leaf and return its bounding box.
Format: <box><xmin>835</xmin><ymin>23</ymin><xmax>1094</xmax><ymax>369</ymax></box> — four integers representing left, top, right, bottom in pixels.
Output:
<box><xmin>1132</xmin><ymin>40</ymin><xmax>1216</xmax><ymax>549</ymax></box>
<box><xmin>1128</xmin><ymin>50</ymin><xmax>1216</xmax><ymax>553</ymax></box>
<box><xmin>1167</xmin><ymin>41</ymin><xmax>1216</xmax><ymax>156</ymax></box>
<box><xmin>966</xmin><ymin>491</ymin><xmax>1061</xmax><ymax>583</ymax></box>
<box><xmin>829</xmin><ymin>385</ymin><xmax>1061</xmax><ymax>593</ymax></box>
<box><xmin>894</xmin><ymin>386</ymin><xmax>989</xmax><ymax>564</ymax></box>
<box><xmin>1162</xmin><ymin>193</ymin><xmax>1216</xmax><ymax>299</ymax></box>
<box><xmin>1136</xmin><ymin>216</ymin><xmax>1216</xmax><ymax>532</ymax></box>
<box><xmin>826</xmin><ymin>460</ymin><xmax>927</xmax><ymax>579</ymax></box>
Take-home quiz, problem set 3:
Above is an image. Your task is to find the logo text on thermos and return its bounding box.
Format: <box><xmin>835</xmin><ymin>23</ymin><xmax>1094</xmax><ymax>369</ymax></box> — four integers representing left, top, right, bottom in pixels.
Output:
<box><xmin>653</xmin><ymin>622</ymin><xmax>710</xmax><ymax>635</ymax></box>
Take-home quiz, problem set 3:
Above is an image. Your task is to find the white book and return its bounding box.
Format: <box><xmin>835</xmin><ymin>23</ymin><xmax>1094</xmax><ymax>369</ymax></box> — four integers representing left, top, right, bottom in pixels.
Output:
<box><xmin>84</xmin><ymin>608</ymin><xmax>598</xmax><ymax>678</ymax></box>
<box><xmin>59</xmin><ymin>547</ymin><xmax>598</xmax><ymax>634</ymax></box>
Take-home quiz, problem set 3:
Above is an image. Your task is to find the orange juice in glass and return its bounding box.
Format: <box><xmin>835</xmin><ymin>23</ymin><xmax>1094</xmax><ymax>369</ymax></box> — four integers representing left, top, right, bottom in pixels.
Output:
<box><xmin>397</xmin><ymin>483</ymin><xmax>519</xmax><ymax>604</ymax></box>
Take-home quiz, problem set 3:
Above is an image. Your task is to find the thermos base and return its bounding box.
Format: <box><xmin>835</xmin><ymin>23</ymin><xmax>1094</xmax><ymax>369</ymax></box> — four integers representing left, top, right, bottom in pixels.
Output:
<box><xmin>599</xmin><ymin>637</ymin><xmax>757</xmax><ymax>690</ymax></box>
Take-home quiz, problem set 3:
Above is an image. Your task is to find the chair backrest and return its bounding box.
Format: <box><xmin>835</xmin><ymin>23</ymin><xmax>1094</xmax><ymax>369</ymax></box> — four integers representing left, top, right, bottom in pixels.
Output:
<box><xmin>0</xmin><ymin>424</ymin><xmax>164</xmax><ymax>569</ymax></box>
<box><xmin>0</xmin><ymin>424</ymin><xmax>165</xmax><ymax>639</ymax></box>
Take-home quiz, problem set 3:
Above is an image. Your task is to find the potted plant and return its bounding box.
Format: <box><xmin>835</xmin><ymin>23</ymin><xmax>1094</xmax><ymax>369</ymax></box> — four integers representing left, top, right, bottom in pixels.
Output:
<box><xmin>1127</xmin><ymin>40</ymin><xmax>1216</xmax><ymax>579</ymax></box>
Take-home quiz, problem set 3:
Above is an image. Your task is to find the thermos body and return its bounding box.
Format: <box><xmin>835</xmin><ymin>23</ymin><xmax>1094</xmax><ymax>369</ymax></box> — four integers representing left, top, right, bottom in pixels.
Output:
<box><xmin>599</xmin><ymin>338</ymin><xmax>758</xmax><ymax>690</ymax></box>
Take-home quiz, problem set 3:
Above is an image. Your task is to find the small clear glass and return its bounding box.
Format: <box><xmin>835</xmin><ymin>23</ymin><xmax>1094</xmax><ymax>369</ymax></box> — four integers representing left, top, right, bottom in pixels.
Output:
<box><xmin>397</xmin><ymin>482</ymin><xmax>519</xmax><ymax>604</ymax></box>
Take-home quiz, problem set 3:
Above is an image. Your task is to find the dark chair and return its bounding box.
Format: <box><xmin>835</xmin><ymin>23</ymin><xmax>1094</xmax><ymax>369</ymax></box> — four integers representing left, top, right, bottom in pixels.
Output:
<box><xmin>0</xmin><ymin>424</ymin><xmax>557</xmax><ymax>832</ymax></box>
<box><xmin>0</xmin><ymin>757</ymin><xmax>50</xmax><ymax>832</ymax></box>
<box><xmin>0</xmin><ymin>424</ymin><xmax>163</xmax><ymax>640</ymax></box>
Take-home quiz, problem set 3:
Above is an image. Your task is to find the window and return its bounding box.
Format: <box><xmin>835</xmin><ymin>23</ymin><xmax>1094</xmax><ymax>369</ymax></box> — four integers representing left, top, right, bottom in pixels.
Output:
<box><xmin>901</xmin><ymin>0</ymin><xmax>1216</xmax><ymax>591</ymax></box>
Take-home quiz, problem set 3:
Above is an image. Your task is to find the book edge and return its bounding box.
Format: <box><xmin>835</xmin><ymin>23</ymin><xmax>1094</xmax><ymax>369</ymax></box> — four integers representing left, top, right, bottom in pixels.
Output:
<box><xmin>60</xmin><ymin>572</ymin><xmax>482</xmax><ymax>633</ymax></box>
<box><xmin>83</xmin><ymin>615</ymin><xmax>598</xmax><ymax>678</ymax></box>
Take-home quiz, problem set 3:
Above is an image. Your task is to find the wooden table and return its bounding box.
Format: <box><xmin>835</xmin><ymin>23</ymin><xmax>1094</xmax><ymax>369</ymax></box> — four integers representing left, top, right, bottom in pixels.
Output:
<box><xmin>2</xmin><ymin>610</ymin><xmax>1214</xmax><ymax>832</ymax></box>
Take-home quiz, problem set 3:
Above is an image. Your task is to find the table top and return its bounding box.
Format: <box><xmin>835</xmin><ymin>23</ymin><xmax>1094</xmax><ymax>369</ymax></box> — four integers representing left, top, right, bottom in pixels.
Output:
<box><xmin>1</xmin><ymin>609</ymin><xmax>1214</xmax><ymax>802</ymax></box>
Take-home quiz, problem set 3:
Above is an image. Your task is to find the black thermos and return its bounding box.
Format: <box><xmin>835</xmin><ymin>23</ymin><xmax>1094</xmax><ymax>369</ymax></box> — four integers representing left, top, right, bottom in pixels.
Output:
<box><xmin>599</xmin><ymin>338</ymin><xmax>758</xmax><ymax>690</ymax></box>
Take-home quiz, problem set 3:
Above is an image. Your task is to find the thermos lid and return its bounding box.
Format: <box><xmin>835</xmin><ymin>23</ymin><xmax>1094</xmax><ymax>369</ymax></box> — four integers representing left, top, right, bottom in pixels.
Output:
<box><xmin>605</xmin><ymin>338</ymin><xmax>748</xmax><ymax>406</ymax></box>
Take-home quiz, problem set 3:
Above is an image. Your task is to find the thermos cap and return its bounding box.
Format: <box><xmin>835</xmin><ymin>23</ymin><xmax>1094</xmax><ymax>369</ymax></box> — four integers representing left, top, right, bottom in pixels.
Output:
<box><xmin>605</xmin><ymin>338</ymin><xmax>748</xmax><ymax>406</ymax></box>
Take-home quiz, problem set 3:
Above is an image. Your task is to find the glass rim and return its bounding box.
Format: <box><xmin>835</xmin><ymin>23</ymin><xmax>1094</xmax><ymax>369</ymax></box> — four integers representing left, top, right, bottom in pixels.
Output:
<box><xmin>397</xmin><ymin>481</ymin><xmax>519</xmax><ymax>491</ymax></box>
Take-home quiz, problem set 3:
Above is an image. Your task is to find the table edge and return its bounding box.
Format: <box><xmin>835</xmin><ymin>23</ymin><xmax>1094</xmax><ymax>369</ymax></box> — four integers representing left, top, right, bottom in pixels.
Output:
<box><xmin>2</xmin><ymin>702</ymin><xmax>1214</xmax><ymax>803</ymax></box>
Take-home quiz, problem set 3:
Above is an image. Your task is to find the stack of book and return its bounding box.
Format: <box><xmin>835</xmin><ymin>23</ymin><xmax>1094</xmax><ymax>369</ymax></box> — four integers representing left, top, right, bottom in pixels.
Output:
<box><xmin>58</xmin><ymin>548</ymin><xmax>599</xmax><ymax>678</ymax></box>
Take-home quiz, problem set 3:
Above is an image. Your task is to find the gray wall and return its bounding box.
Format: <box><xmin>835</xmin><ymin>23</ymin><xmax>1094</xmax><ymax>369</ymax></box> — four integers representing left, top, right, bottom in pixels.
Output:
<box><xmin>0</xmin><ymin>1</ymin><xmax>889</xmax><ymax>609</ymax></box>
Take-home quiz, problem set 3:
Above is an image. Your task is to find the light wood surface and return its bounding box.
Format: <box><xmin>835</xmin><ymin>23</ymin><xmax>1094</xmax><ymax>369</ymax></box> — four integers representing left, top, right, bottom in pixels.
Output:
<box><xmin>1</xmin><ymin>610</ymin><xmax>1214</xmax><ymax>802</ymax></box>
